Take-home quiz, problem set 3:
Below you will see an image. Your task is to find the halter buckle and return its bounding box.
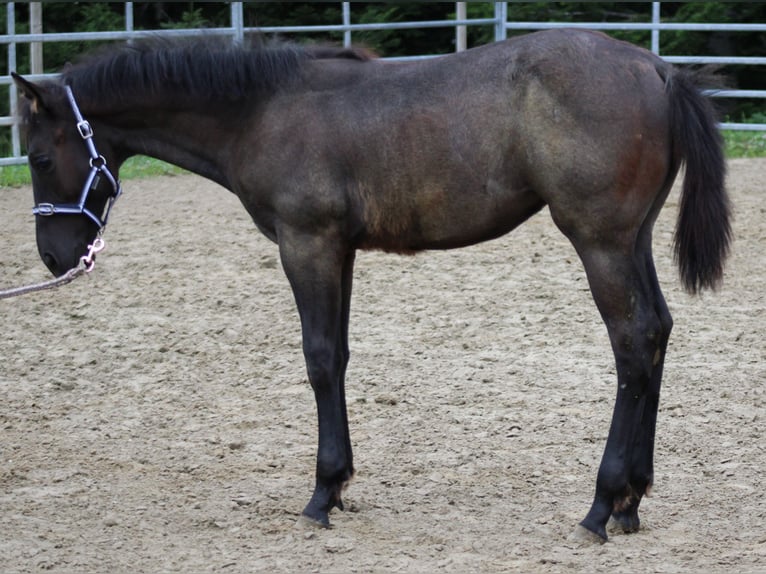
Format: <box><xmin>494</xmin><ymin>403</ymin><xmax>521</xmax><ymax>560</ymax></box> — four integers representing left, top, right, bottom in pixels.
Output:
<box><xmin>34</xmin><ymin>202</ymin><xmax>56</xmax><ymax>216</ymax></box>
<box><xmin>77</xmin><ymin>119</ymin><xmax>94</xmax><ymax>139</ymax></box>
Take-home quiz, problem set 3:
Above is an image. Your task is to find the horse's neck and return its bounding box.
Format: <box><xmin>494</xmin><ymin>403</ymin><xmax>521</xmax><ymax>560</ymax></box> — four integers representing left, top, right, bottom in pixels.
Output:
<box><xmin>105</xmin><ymin>108</ymin><xmax>235</xmax><ymax>189</ymax></box>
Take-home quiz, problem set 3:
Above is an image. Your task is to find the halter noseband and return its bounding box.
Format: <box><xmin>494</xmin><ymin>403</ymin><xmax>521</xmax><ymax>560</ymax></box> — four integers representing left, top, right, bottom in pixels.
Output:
<box><xmin>32</xmin><ymin>85</ymin><xmax>122</xmax><ymax>231</ymax></box>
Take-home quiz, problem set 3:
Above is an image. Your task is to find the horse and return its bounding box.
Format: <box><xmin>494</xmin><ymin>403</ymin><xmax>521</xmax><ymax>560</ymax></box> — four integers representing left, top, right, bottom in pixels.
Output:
<box><xmin>12</xmin><ymin>29</ymin><xmax>730</xmax><ymax>542</ymax></box>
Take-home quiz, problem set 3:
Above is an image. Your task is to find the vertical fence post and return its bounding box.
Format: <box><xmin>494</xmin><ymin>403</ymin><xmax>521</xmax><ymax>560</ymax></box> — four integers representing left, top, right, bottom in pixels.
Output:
<box><xmin>651</xmin><ymin>2</ymin><xmax>661</xmax><ymax>55</ymax></box>
<box><xmin>494</xmin><ymin>2</ymin><xmax>507</xmax><ymax>42</ymax></box>
<box><xmin>7</xmin><ymin>2</ymin><xmax>21</xmax><ymax>159</ymax></box>
<box><xmin>456</xmin><ymin>2</ymin><xmax>467</xmax><ymax>52</ymax></box>
<box><xmin>231</xmin><ymin>2</ymin><xmax>244</xmax><ymax>44</ymax></box>
<box><xmin>343</xmin><ymin>2</ymin><xmax>351</xmax><ymax>48</ymax></box>
<box><xmin>125</xmin><ymin>2</ymin><xmax>134</xmax><ymax>34</ymax></box>
<box><xmin>30</xmin><ymin>2</ymin><xmax>43</xmax><ymax>75</ymax></box>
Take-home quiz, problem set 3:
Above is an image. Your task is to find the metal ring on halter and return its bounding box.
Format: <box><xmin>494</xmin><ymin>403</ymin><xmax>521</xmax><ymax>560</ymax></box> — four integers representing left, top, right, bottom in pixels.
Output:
<box><xmin>90</xmin><ymin>155</ymin><xmax>107</xmax><ymax>169</ymax></box>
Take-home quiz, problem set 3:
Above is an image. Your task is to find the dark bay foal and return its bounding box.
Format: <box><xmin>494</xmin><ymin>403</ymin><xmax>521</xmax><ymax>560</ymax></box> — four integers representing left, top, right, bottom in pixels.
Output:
<box><xmin>13</xmin><ymin>28</ymin><xmax>729</xmax><ymax>541</ymax></box>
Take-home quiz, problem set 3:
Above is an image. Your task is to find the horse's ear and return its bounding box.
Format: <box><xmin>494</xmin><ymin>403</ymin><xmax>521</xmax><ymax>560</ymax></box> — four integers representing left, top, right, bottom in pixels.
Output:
<box><xmin>11</xmin><ymin>72</ymin><xmax>47</xmax><ymax>114</ymax></box>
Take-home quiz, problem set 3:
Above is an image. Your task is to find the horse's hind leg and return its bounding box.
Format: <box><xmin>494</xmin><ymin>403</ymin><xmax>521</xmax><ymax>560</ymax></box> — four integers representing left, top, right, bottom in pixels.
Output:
<box><xmin>571</xmin><ymin>237</ymin><xmax>672</xmax><ymax>541</ymax></box>
<box><xmin>608</xmin><ymin>243</ymin><xmax>673</xmax><ymax>534</ymax></box>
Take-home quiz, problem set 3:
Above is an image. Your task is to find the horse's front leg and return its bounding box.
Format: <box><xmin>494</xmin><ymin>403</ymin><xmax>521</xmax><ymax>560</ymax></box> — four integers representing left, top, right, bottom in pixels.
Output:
<box><xmin>278</xmin><ymin>228</ymin><xmax>356</xmax><ymax>527</ymax></box>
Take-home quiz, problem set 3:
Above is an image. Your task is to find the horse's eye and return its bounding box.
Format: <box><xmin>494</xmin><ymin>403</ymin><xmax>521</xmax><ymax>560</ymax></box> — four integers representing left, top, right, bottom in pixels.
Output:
<box><xmin>30</xmin><ymin>154</ymin><xmax>53</xmax><ymax>173</ymax></box>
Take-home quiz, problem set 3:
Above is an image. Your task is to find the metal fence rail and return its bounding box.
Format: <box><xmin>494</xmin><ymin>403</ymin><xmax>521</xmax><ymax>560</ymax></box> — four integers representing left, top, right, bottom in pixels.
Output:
<box><xmin>1</xmin><ymin>2</ymin><xmax>764</xmax><ymax>166</ymax></box>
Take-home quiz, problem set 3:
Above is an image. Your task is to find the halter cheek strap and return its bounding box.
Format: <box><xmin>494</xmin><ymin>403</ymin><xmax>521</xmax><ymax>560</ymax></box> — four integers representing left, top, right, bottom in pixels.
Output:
<box><xmin>32</xmin><ymin>85</ymin><xmax>122</xmax><ymax>231</ymax></box>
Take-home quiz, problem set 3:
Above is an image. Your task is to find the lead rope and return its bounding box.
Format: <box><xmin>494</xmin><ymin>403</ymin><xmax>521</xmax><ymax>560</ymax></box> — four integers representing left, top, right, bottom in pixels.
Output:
<box><xmin>0</xmin><ymin>237</ymin><xmax>105</xmax><ymax>300</ymax></box>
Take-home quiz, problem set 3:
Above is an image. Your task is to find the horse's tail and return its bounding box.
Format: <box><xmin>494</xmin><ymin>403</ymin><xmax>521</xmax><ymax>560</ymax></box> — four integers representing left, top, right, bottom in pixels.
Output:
<box><xmin>665</xmin><ymin>67</ymin><xmax>731</xmax><ymax>294</ymax></box>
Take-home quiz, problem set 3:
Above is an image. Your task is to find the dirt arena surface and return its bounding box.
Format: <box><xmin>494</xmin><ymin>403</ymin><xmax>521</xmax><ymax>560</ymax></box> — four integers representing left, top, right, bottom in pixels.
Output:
<box><xmin>1</xmin><ymin>158</ymin><xmax>764</xmax><ymax>573</ymax></box>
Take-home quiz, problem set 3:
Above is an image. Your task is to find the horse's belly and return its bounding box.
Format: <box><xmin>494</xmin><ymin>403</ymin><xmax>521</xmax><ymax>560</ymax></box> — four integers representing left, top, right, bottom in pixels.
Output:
<box><xmin>422</xmin><ymin>189</ymin><xmax>545</xmax><ymax>249</ymax></box>
<box><xmin>358</xmin><ymin>185</ymin><xmax>545</xmax><ymax>252</ymax></box>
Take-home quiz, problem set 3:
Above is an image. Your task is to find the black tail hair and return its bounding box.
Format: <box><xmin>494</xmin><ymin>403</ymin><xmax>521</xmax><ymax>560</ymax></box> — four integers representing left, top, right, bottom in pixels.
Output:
<box><xmin>666</xmin><ymin>68</ymin><xmax>731</xmax><ymax>294</ymax></box>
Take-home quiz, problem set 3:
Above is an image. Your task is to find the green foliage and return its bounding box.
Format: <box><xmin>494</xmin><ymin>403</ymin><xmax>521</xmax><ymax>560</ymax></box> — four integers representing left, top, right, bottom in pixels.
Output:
<box><xmin>722</xmin><ymin>113</ymin><xmax>766</xmax><ymax>158</ymax></box>
<box><xmin>79</xmin><ymin>3</ymin><xmax>124</xmax><ymax>32</ymax></box>
<box><xmin>0</xmin><ymin>156</ymin><xmax>187</xmax><ymax>189</ymax></box>
<box><xmin>351</xmin><ymin>4</ymin><xmax>456</xmax><ymax>56</ymax></box>
<box><xmin>0</xmin><ymin>164</ymin><xmax>34</xmax><ymax>188</ymax></box>
<box><xmin>505</xmin><ymin>2</ymin><xmax>652</xmax><ymax>46</ymax></box>
<box><xmin>119</xmin><ymin>156</ymin><xmax>188</xmax><ymax>179</ymax></box>
<box><xmin>160</xmin><ymin>8</ymin><xmax>209</xmax><ymax>30</ymax></box>
<box><xmin>243</xmin><ymin>3</ymin><xmax>345</xmax><ymax>44</ymax></box>
<box><xmin>724</xmin><ymin>130</ymin><xmax>766</xmax><ymax>158</ymax></box>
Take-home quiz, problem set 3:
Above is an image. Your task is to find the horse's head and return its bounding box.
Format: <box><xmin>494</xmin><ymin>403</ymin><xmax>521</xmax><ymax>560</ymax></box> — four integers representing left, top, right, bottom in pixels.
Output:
<box><xmin>12</xmin><ymin>74</ymin><xmax>121</xmax><ymax>277</ymax></box>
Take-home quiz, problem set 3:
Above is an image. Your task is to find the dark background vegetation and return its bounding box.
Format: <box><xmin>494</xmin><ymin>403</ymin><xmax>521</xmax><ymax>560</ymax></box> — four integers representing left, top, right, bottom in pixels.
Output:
<box><xmin>2</xmin><ymin>2</ymin><xmax>765</xmax><ymax>157</ymax></box>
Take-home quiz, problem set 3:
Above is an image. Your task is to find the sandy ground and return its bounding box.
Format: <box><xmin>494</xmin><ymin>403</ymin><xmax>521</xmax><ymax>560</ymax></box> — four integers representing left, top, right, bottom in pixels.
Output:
<box><xmin>0</xmin><ymin>159</ymin><xmax>764</xmax><ymax>573</ymax></box>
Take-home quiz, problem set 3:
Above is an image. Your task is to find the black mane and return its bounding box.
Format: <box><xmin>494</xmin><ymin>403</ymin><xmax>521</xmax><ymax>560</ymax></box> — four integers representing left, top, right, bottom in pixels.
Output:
<box><xmin>62</xmin><ymin>36</ymin><xmax>370</xmax><ymax>109</ymax></box>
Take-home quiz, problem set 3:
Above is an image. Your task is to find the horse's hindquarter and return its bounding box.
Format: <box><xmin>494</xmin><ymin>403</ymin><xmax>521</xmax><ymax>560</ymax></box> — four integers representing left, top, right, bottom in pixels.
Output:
<box><xmin>511</xmin><ymin>30</ymin><xmax>674</xmax><ymax>242</ymax></box>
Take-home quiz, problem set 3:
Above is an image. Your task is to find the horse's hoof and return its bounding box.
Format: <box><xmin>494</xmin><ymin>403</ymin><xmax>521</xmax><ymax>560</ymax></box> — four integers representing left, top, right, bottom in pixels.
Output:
<box><xmin>295</xmin><ymin>513</ymin><xmax>331</xmax><ymax>530</ymax></box>
<box><xmin>607</xmin><ymin>514</ymin><xmax>640</xmax><ymax>534</ymax></box>
<box><xmin>569</xmin><ymin>524</ymin><xmax>607</xmax><ymax>545</ymax></box>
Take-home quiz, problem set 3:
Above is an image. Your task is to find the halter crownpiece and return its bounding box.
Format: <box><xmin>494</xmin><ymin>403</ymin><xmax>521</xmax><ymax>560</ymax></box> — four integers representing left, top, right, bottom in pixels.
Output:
<box><xmin>31</xmin><ymin>84</ymin><xmax>122</xmax><ymax>231</ymax></box>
